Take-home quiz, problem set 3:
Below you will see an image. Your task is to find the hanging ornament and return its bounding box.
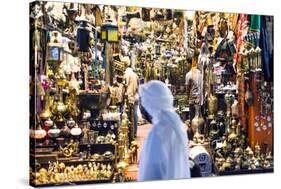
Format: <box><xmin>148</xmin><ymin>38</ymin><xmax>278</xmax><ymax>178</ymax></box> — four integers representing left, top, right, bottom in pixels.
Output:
<box><xmin>48</xmin><ymin>124</ymin><xmax>61</xmax><ymax>138</ymax></box>
<box><xmin>44</xmin><ymin>118</ymin><xmax>54</xmax><ymax>127</ymax></box>
<box><xmin>70</xmin><ymin>124</ymin><xmax>82</xmax><ymax>136</ymax></box>
<box><xmin>32</xmin><ymin>124</ymin><xmax>47</xmax><ymax>139</ymax></box>
<box><xmin>245</xmin><ymin>82</ymin><xmax>254</xmax><ymax>106</ymax></box>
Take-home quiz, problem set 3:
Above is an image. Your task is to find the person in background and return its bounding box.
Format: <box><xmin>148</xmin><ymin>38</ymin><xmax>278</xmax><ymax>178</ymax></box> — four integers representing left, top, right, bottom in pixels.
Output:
<box><xmin>115</xmin><ymin>75</ymin><xmax>126</xmax><ymax>113</ymax></box>
<box><xmin>138</xmin><ymin>80</ymin><xmax>191</xmax><ymax>181</ymax></box>
<box><xmin>124</xmin><ymin>66</ymin><xmax>139</xmax><ymax>139</ymax></box>
<box><xmin>185</xmin><ymin>59</ymin><xmax>204</xmax><ymax>122</ymax></box>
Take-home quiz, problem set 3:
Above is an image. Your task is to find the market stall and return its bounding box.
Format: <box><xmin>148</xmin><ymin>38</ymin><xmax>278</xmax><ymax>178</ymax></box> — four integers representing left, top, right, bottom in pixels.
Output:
<box><xmin>29</xmin><ymin>1</ymin><xmax>273</xmax><ymax>186</ymax></box>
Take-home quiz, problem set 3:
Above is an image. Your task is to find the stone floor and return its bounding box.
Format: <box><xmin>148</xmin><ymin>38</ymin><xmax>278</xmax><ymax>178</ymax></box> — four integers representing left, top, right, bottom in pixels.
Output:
<box><xmin>125</xmin><ymin>123</ymin><xmax>152</xmax><ymax>181</ymax></box>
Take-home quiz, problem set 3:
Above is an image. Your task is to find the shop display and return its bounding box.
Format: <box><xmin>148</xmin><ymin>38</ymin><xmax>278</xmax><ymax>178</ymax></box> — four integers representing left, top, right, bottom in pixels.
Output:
<box><xmin>30</xmin><ymin>1</ymin><xmax>273</xmax><ymax>186</ymax></box>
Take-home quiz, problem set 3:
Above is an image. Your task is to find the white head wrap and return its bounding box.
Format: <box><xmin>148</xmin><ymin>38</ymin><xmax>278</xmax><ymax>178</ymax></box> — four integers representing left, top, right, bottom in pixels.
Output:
<box><xmin>139</xmin><ymin>80</ymin><xmax>187</xmax><ymax>146</ymax></box>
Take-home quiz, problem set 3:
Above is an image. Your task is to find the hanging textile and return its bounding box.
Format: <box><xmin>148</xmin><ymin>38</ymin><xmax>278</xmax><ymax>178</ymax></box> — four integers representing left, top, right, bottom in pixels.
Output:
<box><xmin>260</xmin><ymin>16</ymin><xmax>273</xmax><ymax>81</ymax></box>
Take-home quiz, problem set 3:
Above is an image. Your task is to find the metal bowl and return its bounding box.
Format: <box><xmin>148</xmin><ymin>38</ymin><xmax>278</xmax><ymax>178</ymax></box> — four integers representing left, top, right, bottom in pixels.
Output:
<box><xmin>78</xmin><ymin>92</ymin><xmax>110</xmax><ymax>111</ymax></box>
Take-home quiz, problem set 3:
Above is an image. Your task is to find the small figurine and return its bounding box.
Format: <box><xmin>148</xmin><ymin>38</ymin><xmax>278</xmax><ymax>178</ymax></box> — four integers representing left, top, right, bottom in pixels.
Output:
<box><xmin>193</xmin><ymin>128</ymin><xmax>205</xmax><ymax>144</ymax></box>
<box><xmin>129</xmin><ymin>141</ymin><xmax>139</xmax><ymax>164</ymax></box>
<box><xmin>219</xmin><ymin>157</ymin><xmax>232</xmax><ymax>172</ymax></box>
<box><xmin>209</xmin><ymin>120</ymin><xmax>220</xmax><ymax>141</ymax></box>
<box><xmin>106</xmin><ymin>164</ymin><xmax>112</xmax><ymax>178</ymax></box>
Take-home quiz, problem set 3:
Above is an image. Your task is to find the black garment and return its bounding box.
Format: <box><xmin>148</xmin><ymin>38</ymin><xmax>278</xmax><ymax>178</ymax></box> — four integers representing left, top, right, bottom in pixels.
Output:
<box><xmin>139</xmin><ymin>98</ymin><xmax>152</xmax><ymax>124</ymax></box>
<box><xmin>260</xmin><ymin>16</ymin><xmax>274</xmax><ymax>82</ymax></box>
<box><xmin>189</xmin><ymin>158</ymin><xmax>202</xmax><ymax>177</ymax></box>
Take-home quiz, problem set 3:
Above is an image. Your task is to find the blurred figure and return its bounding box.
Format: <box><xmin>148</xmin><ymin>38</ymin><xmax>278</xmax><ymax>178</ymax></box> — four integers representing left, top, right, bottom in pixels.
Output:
<box><xmin>138</xmin><ymin>80</ymin><xmax>191</xmax><ymax>181</ymax></box>
<box><xmin>185</xmin><ymin>63</ymin><xmax>204</xmax><ymax>122</ymax></box>
<box><xmin>124</xmin><ymin>67</ymin><xmax>139</xmax><ymax>139</ymax></box>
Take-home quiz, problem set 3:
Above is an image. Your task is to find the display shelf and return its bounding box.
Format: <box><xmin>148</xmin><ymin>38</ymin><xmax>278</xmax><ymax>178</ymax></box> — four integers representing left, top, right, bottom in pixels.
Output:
<box><xmin>213</xmin><ymin>164</ymin><xmax>273</xmax><ymax>176</ymax></box>
<box><xmin>31</xmin><ymin>178</ymin><xmax>112</xmax><ymax>187</ymax></box>
<box><xmin>37</xmin><ymin>159</ymin><xmax>115</xmax><ymax>168</ymax></box>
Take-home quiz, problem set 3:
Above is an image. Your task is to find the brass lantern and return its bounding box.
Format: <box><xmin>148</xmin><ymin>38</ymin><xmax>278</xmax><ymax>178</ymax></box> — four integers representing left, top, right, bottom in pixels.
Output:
<box><xmin>46</xmin><ymin>31</ymin><xmax>64</xmax><ymax>70</ymax></box>
<box><xmin>101</xmin><ymin>22</ymin><xmax>119</xmax><ymax>43</ymax></box>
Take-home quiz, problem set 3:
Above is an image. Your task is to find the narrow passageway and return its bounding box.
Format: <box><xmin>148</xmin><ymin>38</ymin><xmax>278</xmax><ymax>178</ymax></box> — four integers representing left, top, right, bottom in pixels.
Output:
<box><xmin>125</xmin><ymin>123</ymin><xmax>152</xmax><ymax>181</ymax></box>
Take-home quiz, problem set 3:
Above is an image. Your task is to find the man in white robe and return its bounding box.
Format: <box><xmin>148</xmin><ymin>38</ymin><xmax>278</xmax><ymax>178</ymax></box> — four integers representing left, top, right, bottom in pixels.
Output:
<box><xmin>138</xmin><ymin>80</ymin><xmax>191</xmax><ymax>181</ymax></box>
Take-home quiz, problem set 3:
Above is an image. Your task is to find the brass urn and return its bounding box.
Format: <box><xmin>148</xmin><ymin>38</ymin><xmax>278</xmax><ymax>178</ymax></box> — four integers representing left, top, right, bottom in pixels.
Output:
<box><xmin>191</xmin><ymin>105</ymin><xmax>205</xmax><ymax>134</ymax></box>
<box><xmin>52</xmin><ymin>86</ymin><xmax>68</xmax><ymax>122</ymax></box>
<box><xmin>207</xmin><ymin>93</ymin><xmax>218</xmax><ymax>119</ymax></box>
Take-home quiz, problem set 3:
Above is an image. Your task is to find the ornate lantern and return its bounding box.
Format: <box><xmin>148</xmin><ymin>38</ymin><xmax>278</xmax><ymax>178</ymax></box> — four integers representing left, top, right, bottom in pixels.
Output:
<box><xmin>101</xmin><ymin>22</ymin><xmax>119</xmax><ymax>43</ymax></box>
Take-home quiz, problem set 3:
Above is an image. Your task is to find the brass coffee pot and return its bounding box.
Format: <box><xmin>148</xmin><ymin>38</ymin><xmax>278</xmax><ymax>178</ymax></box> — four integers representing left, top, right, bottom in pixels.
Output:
<box><xmin>65</xmin><ymin>89</ymin><xmax>80</xmax><ymax>119</ymax></box>
<box><xmin>52</xmin><ymin>86</ymin><xmax>68</xmax><ymax>122</ymax></box>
